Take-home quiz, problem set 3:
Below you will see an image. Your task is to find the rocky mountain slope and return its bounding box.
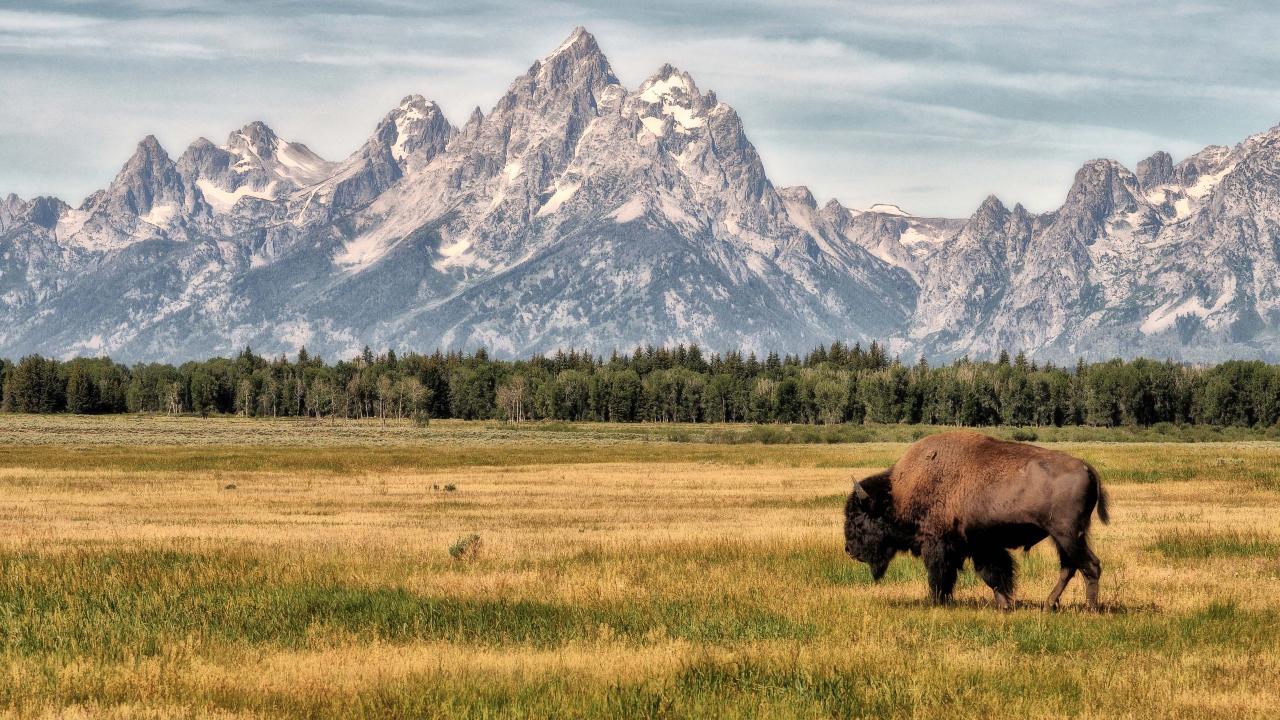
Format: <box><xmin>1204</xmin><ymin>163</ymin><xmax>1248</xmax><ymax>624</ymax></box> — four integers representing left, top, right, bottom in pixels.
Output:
<box><xmin>3</xmin><ymin>28</ymin><xmax>1279</xmax><ymax>363</ymax></box>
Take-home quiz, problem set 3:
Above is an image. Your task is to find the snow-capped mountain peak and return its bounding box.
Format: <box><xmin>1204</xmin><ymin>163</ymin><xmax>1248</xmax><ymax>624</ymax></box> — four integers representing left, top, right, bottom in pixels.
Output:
<box><xmin>5</xmin><ymin>27</ymin><xmax>1280</xmax><ymax>364</ymax></box>
<box><xmin>223</xmin><ymin>121</ymin><xmax>333</xmax><ymax>187</ymax></box>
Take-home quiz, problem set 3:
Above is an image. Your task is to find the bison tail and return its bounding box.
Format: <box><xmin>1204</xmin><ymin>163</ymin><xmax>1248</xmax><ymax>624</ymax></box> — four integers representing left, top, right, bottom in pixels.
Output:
<box><xmin>1087</xmin><ymin>463</ymin><xmax>1110</xmax><ymax>525</ymax></box>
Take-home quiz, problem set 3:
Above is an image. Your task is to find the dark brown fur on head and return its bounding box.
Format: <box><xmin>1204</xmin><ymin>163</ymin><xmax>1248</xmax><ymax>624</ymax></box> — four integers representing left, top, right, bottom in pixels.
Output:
<box><xmin>843</xmin><ymin>469</ymin><xmax>917</xmax><ymax>581</ymax></box>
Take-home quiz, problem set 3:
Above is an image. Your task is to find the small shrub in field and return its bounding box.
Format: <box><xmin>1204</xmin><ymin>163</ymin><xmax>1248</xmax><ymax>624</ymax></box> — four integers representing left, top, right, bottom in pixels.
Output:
<box><xmin>223</xmin><ymin>483</ymin><xmax>237</xmax><ymax>490</ymax></box>
<box><xmin>1012</xmin><ymin>429</ymin><xmax>1038</xmax><ymax>442</ymax></box>
<box><xmin>703</xmin><ymin>429</ymin><xmax>734</xmax><ymax>444</ymax></box>
<box><xmin>443</xmin><ymin>484</ymin><xmax>457</xmax><ymax>492</ymax></box>
<box><xmin>449</xmin><ymin>534</ymin><xmax>482</xmax><ymax>560</ymax></box>
<box><xmin>791</xmin><ymin>426</ymin><xmax>820</xmax><ymax>443</ymax></box>
<box><xmin>752</xmin><ymin>425</ymin><xmax>792</xmax><ymax>444</ymax></box>
<box><xmin>847</xmin><ymin>428</ymin><xmax>874</xmax><ymax>443</ymax></box>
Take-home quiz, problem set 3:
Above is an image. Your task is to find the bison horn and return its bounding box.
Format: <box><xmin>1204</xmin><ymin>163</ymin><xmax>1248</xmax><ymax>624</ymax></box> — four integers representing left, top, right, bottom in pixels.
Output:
<box><xmin>854</xmin><ymin>483</ymin><xmax>870</xmax><ymax>502</ymax></box>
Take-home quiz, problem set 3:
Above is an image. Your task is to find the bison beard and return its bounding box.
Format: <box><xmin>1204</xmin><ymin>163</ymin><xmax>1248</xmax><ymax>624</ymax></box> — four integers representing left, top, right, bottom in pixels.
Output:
<box><xmin>842</xmin><ymin>432</ymin><xmax>1110</xmax><ymax>610</ymax></box>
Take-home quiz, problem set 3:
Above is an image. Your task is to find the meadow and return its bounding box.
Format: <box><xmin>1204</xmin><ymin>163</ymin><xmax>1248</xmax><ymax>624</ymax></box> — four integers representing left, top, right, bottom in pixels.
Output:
<box><xmin>0</xmin><ymin>415</ymin><xmax>1277</xmax><ymax>718</ymax></box>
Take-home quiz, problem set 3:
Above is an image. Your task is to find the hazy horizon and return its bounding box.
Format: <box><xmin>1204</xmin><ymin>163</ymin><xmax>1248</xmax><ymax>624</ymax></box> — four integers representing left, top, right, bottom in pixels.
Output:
<box><xmin>3</xmin><ymin>0</ymin><xmax>1280</xmax><ymax>217</ymax></box>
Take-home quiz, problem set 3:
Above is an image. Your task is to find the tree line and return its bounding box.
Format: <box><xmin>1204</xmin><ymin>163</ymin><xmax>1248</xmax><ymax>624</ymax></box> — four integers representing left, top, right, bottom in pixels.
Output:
<box><xmin>2</xmin><ymin>343</ymin><xmax>1279</xmax><ymax>428</ymax></box>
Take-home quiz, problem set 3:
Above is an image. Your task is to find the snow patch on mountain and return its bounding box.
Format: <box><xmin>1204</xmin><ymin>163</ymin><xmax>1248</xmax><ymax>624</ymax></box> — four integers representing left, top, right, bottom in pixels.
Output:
<box><xmin>1140</xmin><ymin>277</ymin><xmax>1237</xmax><ymax>334</ymax></box>
<box><xmin>197</xmin><ymin>179</ymin><xmax>279</xmax><ymax>213</ymax></box>
<box><xmin>611</xmin><ymin>196</ymin><xmax>646</xmax><ymax>223</ymax></box>
<box><xmin>335</xmin><ymin>233</ymin><xmax>390</xmax><ymax>271</ymax></box>
<box><xmin>537</xmin><ymin>180</ymin><xmax>581</xmax><ymax>216</ymax></box>
<box><xmin>139</xmin><ymin>203</ymin><xmax>179</xmax><ymax>227</ymax></box>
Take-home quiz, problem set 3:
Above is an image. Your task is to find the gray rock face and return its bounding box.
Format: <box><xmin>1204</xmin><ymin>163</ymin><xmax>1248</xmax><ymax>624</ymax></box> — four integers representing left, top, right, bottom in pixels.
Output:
<box><xmin>4</xmin><ymin>28</ymin><xmax>1280</xmax><ymax>363</ymax></box>
<box><xmin>910</xmin><ymin>123</ymin><xmax>1280</xmax><ymax>362</ymax></box>
<box><xmin>1136</xmin><ymin>151</ymin><xmax>1174</xmax><ymax>190</ymax></box>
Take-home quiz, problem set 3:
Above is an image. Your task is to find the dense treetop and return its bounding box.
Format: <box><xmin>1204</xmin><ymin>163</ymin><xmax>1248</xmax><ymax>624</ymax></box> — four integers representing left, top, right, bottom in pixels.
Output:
<box><xmin>3</xmin><ymin>342</ymin><xmax>1279</xmax><ymax>428</ymax></box>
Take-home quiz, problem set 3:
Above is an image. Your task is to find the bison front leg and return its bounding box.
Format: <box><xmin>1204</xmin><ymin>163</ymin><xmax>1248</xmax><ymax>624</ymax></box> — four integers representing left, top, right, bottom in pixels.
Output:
<box><xmin>921</xmin><ymin>536</ymin><xmax>962</xmax><ymax>605</ymax></box>
<box><xmin>972</xmin><ymin>546</ymin><xmax>1016</xmax><ymax>610</ymax></box>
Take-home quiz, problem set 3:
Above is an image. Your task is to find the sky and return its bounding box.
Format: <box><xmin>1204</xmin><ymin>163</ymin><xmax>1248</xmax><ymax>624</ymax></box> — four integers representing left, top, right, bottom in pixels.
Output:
<box><xmin>2</xmin><ymin>0</ymin><xmax>1280</xmax><ymax>217</ymax></box>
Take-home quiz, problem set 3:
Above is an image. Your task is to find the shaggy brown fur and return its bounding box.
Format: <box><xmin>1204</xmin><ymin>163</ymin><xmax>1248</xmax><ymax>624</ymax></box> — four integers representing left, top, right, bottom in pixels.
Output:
<box><xmin>844</xmin><ymin>431</ymin><xmax>1109</xmax><ymax>610</ymax></box>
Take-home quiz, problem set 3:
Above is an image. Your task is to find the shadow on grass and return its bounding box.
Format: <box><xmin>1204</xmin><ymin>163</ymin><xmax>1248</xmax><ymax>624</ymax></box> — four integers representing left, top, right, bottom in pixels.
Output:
<box><xmin>881</xmin><ymin>597</ymin><xmax>1161</xmax><ymax>615</ymax></box>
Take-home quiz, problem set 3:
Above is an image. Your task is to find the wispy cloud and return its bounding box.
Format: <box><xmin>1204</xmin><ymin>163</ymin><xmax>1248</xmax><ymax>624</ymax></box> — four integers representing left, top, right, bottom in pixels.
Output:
<box><xmin>1</xmin><ymin>0</ymin><xmax>1279</xmax><ymax>215</ymax></box>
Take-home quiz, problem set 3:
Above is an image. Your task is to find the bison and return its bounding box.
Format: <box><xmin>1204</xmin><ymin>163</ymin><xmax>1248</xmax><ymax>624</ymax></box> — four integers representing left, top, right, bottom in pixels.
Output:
<box><xmin>843</xmin><ymin>431</ymin><xmax>1109</xmax><ymax>610</ymax></box>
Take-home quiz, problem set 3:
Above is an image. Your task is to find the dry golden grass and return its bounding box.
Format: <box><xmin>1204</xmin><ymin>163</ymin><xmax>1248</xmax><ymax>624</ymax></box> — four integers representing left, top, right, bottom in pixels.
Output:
<box><xmin>0</xmin><ymin>416</ymin><xmax>1277</xmax><ymax>718</ymax></box>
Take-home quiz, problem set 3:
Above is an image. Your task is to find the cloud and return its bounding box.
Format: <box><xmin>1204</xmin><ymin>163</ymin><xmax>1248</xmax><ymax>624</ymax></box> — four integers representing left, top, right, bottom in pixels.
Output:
<box><xmin>1</xmin><ymin>1</ymin><xmax>1279</xmax><ymax>216</ymax></box>
<box><xmin>0</xmin><ymin>9</ymin><xmax>100</xmax><ymax>31</ymax></box>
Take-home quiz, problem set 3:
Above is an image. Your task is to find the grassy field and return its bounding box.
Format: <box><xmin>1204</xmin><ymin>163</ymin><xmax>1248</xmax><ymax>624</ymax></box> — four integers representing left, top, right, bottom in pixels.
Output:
<box><xmin>0</xmin><ymin>416</ymin><xmax>1277</xmax><ymax>718</ymax></box>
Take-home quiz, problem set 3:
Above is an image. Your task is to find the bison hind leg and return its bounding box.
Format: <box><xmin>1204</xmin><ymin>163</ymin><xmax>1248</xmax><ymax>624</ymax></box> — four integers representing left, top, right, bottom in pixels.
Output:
<box><xmin>972</xmin><ymin>546</ymin><xmax>1016</xmax><ymax>610</ymax></box>
<box><xmin>1047</xmin><ymin>534</ymin><xmax>1103</xmax><ymax>610</ymax></box>
<box><xmin>1079</xmin><ymin>544</ymin><xmax>1103</xmax><ymax>610</ymax></box>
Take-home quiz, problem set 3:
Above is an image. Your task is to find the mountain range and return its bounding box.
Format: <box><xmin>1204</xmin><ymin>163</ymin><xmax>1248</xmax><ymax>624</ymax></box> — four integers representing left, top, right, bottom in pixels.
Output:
<box><xmin>3</xmin><ymin>27</ymin><xmax>1280</xmax><ymax>363</ymax></box>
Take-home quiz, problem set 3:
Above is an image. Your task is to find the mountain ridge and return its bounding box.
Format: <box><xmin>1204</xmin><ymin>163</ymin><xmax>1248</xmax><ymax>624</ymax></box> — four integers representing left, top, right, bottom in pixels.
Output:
<box><xmin>3</xmin><ymin>27</ymin><xmax>1280</xmax><ymax>363</ymax></box>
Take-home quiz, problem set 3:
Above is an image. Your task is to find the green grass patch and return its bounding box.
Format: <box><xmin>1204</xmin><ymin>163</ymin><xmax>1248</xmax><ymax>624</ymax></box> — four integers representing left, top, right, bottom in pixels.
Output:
<box><xmin>1150</xmin><ymin>530</ymin><xmax>1280</xmax><ymax>559</ymax></box>
<box><xmin>749</xmin><ymin>492</ymin><xmax>847</xmax><ymax>510</ymax></box>
<box><xmin>0</xmin><ymin>549</ymin><xmax>813</xmax><ymax>663</ymax></box>
<box><xmin>705</xmin><ymin>425</ymin><xmax>879</xmax><ymax>445</ymax></box>
<box><xmin>907</xmin><ymin>600</ymin><xmax>1277</xmax><ymax>655</ymax></box>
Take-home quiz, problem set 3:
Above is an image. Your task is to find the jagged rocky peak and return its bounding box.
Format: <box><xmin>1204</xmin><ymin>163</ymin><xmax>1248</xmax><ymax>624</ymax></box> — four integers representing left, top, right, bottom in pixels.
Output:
<box><xmin>1237</xmin><ymin>122</ymin><xmax>1280</xmax><ymax>154</ymax></box>
<box><xmin>971</xmin><ymin>194</ymin><xmax>1009</xmax><ymax>227</ymax></box>
<box><xmin>539</xmin><ymin>26</ymin><xmax>613</xmax><ymax>78</ymax></box>
<box><xmin>975</xmin><ymin>194</ymin><xmax>1033</xmax><ymax>241</ymax></box>
<box><xmin>225</xmin><ymin>120</ymin><xmax>278</xmax><ymax>160</ymax></box>
<box><xmin>1062</xmin><ymin>158</ymin><xmax>1140</xmax><ymax>222</ymax></box>
<box><xmin>0</xmin><ymin>193</ymin><xmax>23</xmax><ymax>229</ymax></box>
<box><xmin>25</xmin><ymin>196</ymin><xmax>68</xmax><ymax>229</ymax></box>
<box><xmin>176</xmin><ymin>137</ymin><xmax>232</xmax><ymax>182</ymax></box>
<box><xmin>306</xmin><ymin>95</ymin><xmax>455</xmax><ymax>221</ymax></box>
<box><xmin>1174</xmin><ymin>144</ymin><xmax>1231</xmax><ymax>187</ymax></box>
<box><xmin>377</xmin><ymin>94</ymin><xmax>453</xmax><ymax>165</ymax></box>
<box><xmin>223</xmin><ymin>120</ymin><xmax>332</xmax><ymax>186</ymax></box>
<box><xmin>459</xmin><ymin>27</ymin><xmax>622</xmax><ymax>199</ymax></box>
<box><xmin>778</xmin><ymin>186</ymin><xmax>818</xmax><ymax>209</ymax></box>
<box><xmin>638</xmin><ymin>64</ymin><xmax>701</xmax><ymax>102</ymax></box>
<box><xmin>124</xmin><ymin>135</ymin><xmax>175</xmax><ymax>175</ymax></box>
<box><xmin>818</xmin><ymin>198</ymin><xmax>859</xmax><ymax>224</ymax></box>
<box><xmin>819</xmin><ymin>198</ymin><xmax>845</xmax><ymax>214</ymax></box>
<box><xmin>101</xmin><ymin>134</ymin><xmax>185</xmax><ymax>219</ymax></box>
<box><xmin>633</xmin><ymin>64</ymin><xmax>713</xmax><ymax>137</ymax></box>
<box><xmin>654</xmin><ymin>79</ymin><xmax>774</xmax><ymax>209</ymax></box>
<box><xmin>0</xmin><ymin>193</ymin><xmax>64</xmax><ymax>230</ymax></box>
<box><xmin>1136</xmin><ymin>151</ymin><xmax>1174</xmax><ymax>190</ymax></box>
<box><xmin>943</xmin><ymin>193</ymin><xmax>1034</xmax><ymax>268</ymax></box>
<box><xmin>511</xmin><ymin>26</ymin><xmax>618</xmax><ymax>106</ymax></box>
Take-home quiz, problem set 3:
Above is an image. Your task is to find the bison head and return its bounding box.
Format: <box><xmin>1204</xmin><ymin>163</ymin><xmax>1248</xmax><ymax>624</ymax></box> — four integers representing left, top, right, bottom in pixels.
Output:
<box><xmin>843</xmin><ymin>472</ymin><xmax>906</xmax><ymax>582</ymax></box>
